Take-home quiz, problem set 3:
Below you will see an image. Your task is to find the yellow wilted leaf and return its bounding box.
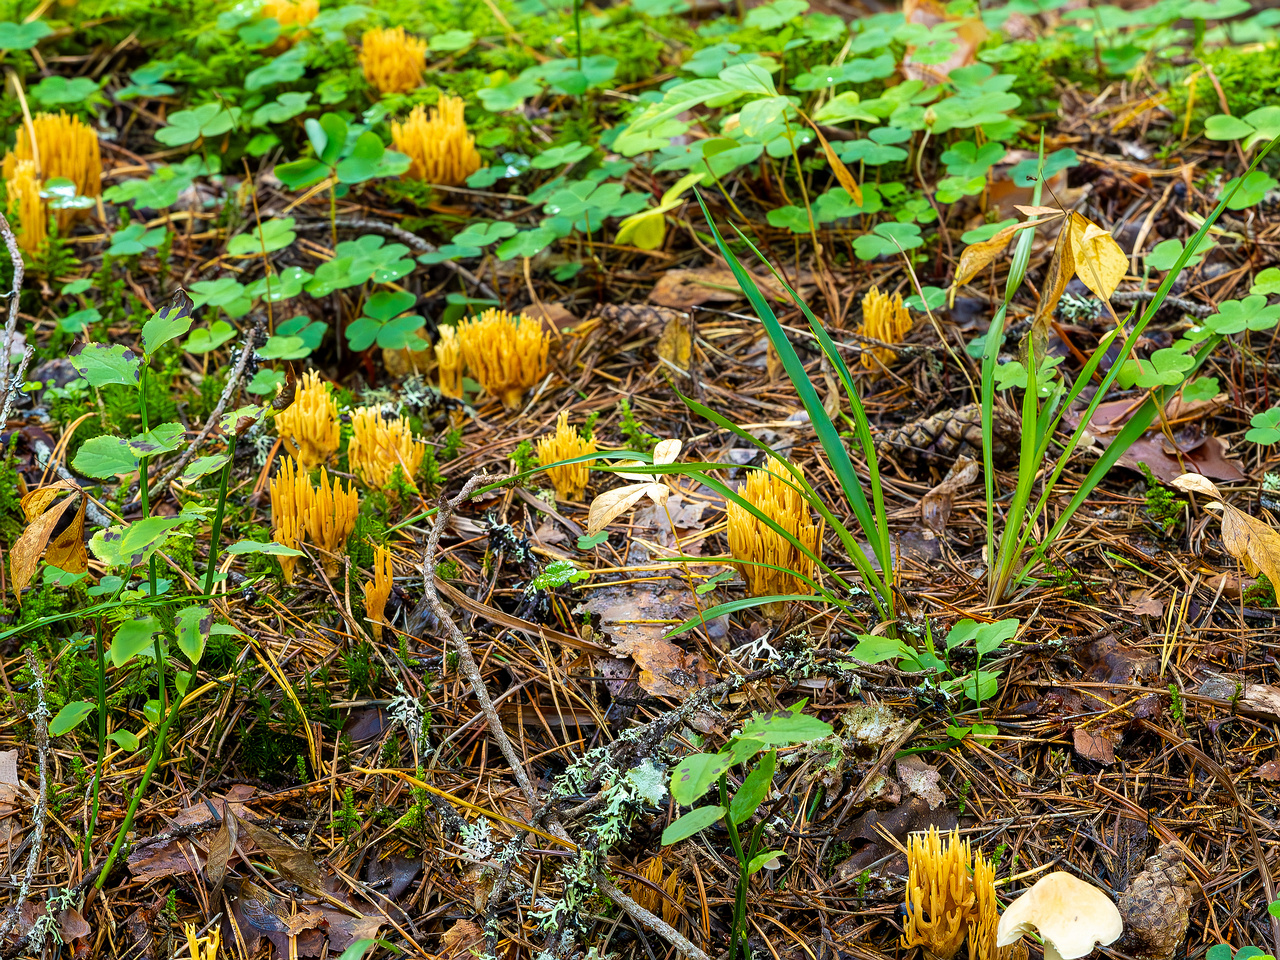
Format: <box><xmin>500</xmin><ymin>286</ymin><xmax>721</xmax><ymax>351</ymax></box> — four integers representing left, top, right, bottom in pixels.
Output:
<box><xmin>800</xmin><ymin>113</ymin><xmax>862</xmax><ymax>206</ymax></box>
<box><xmin>950</xmin><ymin>218</ymin><xmax>1049</xmax><ymax>302</ymax></box>
<box><xmin>1067</xmin><ymin>212</ymin><xmax>1127</xmax><ymax>301</ymax></box>
<box><xmin>11</xmin><ymin>482</ymin><xmax>80</xmax><ymax>595</ymax></box>
<box><xmin>615</xmin><ymin>172</ymin><xmax>706</xmax><ymax>251</ymax></box>
<box><xmin>47</xmin><ymin>493</ymin><xmax>88</xmax><ymax>575</ymax></box>
<box><xmin>586</xmin><ymin>439</ymin><xmax>683</xmax><ymax>535</ymax></box>
<box><xmin>1171</xmin><ymin>473</ymin><xmax>1280</xmax><ymax>588</ymax></box>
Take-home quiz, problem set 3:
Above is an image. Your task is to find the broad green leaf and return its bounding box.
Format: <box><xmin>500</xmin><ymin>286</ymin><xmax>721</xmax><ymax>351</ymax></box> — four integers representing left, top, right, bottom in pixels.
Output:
<box><xmin>729</xmin><ymin>749</ymin><xmax>775</xmax><ymax>824</ymax></box>
<box><xmin>228</xmin><ymin>217</ymin><xmax>296</xmax><ymax>256</ymax></box>
<box><xmin>183</xmin><ymin>455</ymin><xmax>230</xmax><ymax>480</ymax></box>
<box><xmin>73</xmin><ymin>435</ymin><xmax>140</xmax><ymax>478</ymax></box>
<box><xmin>225</xmin><ymin>539</ymin><xmax>304</xmax><ymax>556</ymax></box>
<box><xmin>185</xmin><ymin>321</ymin><xmax>238</xmax><ymax>354</ymax></box>
<box><xmin>128</xmin><ymin>422</ymin><xmax>186</xmax><ymax>457</ymax></box>
<box><xmin>0</xmin><ymin>20</ymin><xmax>53</xmax><ymax>49</ymax></box>
<box><xmin>747</xmin><ymin>850</ymin><xmax>785</xmax><ymax>874</ymax></box>
<box><xmin>670</xmin><ymin>752</ymin><xmax>731</xmax><ymax>805</ymax></box>
<box><xmin>175</xmin><ymin>604</ymin><xmax>213</xmax><ymax>664</ymax></box>
<box><xmin>739</xmin><ymin>700</ymin><xmax>833</xmax><ymax>746</ymax></box>
<box><xmin>849</xmin><ymin>635</ymin><xmax>913</xmax><ymax>664</ymax></box>
<box><xmin>111</xmin><ymin>616</ymin><xmax>160</xmax><ymax>668</ymax></box>
<box><xmin>70</xmin><ymin>343</ymin><xmax>141</xmax><ymax>388</ymax></box>
<box><xmin>661</xmin><ymin>804</ymin><xmax>726</xmax><ymax>845</ymax></box>
<box><xmin>50</xmin><ymin>701</ymin><xmax>95</xmax><ymax>736</ymax></box>
<box><xmin>141</xmin><ymin>290</ymin><xmax>195</xmax><ymax>353</ymax></box>
<box><xmin>90</xmin><ymin>515</ymin><xmax>190</xmax><ymax>568</ymax></box>
<box><xmin>107</xmin><ymin>729</ymin><xmax>140</xmax><ymax>751</ymax></box>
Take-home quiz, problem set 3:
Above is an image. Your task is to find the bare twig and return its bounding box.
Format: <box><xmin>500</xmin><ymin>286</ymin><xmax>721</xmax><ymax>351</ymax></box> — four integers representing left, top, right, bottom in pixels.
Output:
<box><xmin>0</xmin><ymin>652</ymin><xmax>50</xmax><ymax>943</ymax></box>
<box><xmin>0</xmin><ymin>212</ymin><xmax>32</xmax><ymax>425</ymax></box>
<box><xmin>294</xmin><ymin>218</ymin><xmax>499</xmax><ymax>300</ymax></box>
<box><xmin>592</xmin><ymin>873</ymin><xmax>713</xmax><ymax>960</ymax></box>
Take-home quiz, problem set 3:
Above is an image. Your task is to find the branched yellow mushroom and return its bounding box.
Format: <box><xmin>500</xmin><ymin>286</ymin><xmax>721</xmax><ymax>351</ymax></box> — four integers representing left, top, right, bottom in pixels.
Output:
<box><xmin>275</xmin><ymin>370</ymin><xmax>341</xmax><ymax>471</ymax></box>
<box><xmin>969</xmin><ymin>853</ymin><xmax>1029</xmax><ymax>960</ymax></box>
<box><xmin>359</xmin><ymin>26</ymin><xmax>427</xmax><ymax>95</ymax></box>
<box><xmin>435</xmin><ymin>324</ymin><xmax>463</xmax><ymax>399</ymax></box>
<box><xmin>457</xmin><ymin>308</ymin><xmax>551</xmax><ymax>411</ymax></box>
<box><xmin>270</xmin><ymin>457</ymin><xmax>306</xmax><ymax>584</ymax></box>
<box><xmin>2</xmin><ymin>112</ymin><xmax>101</xmax><ymax>229</ymax></box>
<box><xmin>4</xmin><ymin>159</ymin><xmax>45</xmax><ymax>255</ymax></box>
<box><xmin>902</xmin><ymin>827</ymin><xmax>977</xmax><ymax>960</ymax></box>
<box><xmin>301</xmin><ymin>466</ymin><xmax>359</xmax><ymax>578</ymax></box>
<box><xmin>858</xmin><ymin>286</ymin><xmax>913</xmax><ymax>369</ymax></box>
<box><xmin>348</xmin><ymin>407</ymin><xmax>421</xmax><ymax>489</ymax></box>
<box><xmin>391</xmin><ymin>97</ymin><xmax>482</xmax><ymax>187</ymax></box>
<box><xmin>726</xmin><ymin>456</ymin><xmax>821</xmax><ymax>615</ymax></box>
<box><xmin>536</xmin><ymin>411</ymin><xmax>597</xmax><ymax>501</ymax></box>
<box><xmin>262</xmin><ymin>0</ymin><xmax>318</xmax><ymax>27</ymax></box>
<box><xmin>363</xmin><ymin>545</ymin><xmax>393</xmax><ymax>641</ymax></box>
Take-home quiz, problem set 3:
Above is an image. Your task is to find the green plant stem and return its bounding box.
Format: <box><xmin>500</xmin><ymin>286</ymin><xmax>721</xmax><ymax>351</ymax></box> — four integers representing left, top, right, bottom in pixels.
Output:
<box><xmin>84</xmin><ymin>612</ymin><xmax>108</xmax><ymax>868</ymax></box>
<box><xmin>203</xmin><ymin>435</ymin><xmax>237</xmax><ymax>597</ymax></box>
<box><xmin>572</xmin><ymin>0</ymin><xmax>583</xmax><ymax>71</ymax></box>
<box><xmin>719</xmin><ymin>775</ymin><xmax>748</xmax><ymax>960</ymax></box>
<box><xmin>136</xmin><ymin>365</ymin><xmax>164</xmax><ymax>709</ymax></box>
<box><xmin>94</xmin><ymin>684</ymin><xmax>185</xmax><ymax>889</ymax></box>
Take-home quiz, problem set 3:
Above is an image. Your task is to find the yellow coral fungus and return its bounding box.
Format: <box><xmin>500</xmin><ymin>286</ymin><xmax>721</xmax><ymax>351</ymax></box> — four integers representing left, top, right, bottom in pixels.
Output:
<box><xmin>348</xmin><ymin>407</ymin><xmax>421</xmax><ymax>489</ymax></box>
<box><xmin>902</xmin><ymin>827</ymin><xmax>977</xmax><ymax>960</ymax></box>
<box><xmin>2</xmin><ymin>112</ymin><xmax>101</xmax><ymax>229</ymax></box>
<box><xmin>301</xmin><ymin>466</ymin><xmax>359</xmax><ymax>578</ymax></box>
<box><xmin>275</xmin><ymin>370</ymin><xmax>341</xmax><ymax>471</ymax></box>
<box><xmin>269</xmin><ymin>457</ymin><xmax>306</xmax><ymax>584</ymax></box>
<box><xmin>536</xmin><ymin>411</ymin><xmax>596</xmax><ymax>501</ymax></box>
<box><xmin>969</xmin><ymin>853</ymin><xmax>1028</xmax><ymax>960</ymax></box>
<box><xmin>262</xmin><ymin>0</ymin><xmax>318</xmax><ymax>27</ymax></box>
<box><xmin>857</xmin><ymin>286</ymin><xmax>913</xmax><ymax>369</ymax></box>
<box><xmin>457</xmin><ymin>308</ymin><xmax>551</xmax><ymax>411</ymax></box>
<box><xmin>391</xmin><ymin>97</ymin><xmax>482</xmax><ymax>186</ymax></box>
<box><xmin>363</xmin><ymin>545</ymin><xmax>393</xmax><ymax>641</ymax></box>
<box><xmin>726</xmin><ymin>456</ymin><xmax>821</xmax><ymax>615</ymax></box>
<box><xmin>435</xmin><ymin>324</ymin><xmax>463</xmax><ymax>399</ymax></box>
<box><xmin>359</xmin><ymin>26</ymin><xmax>427</xmax><ymax>95</ymax></box>
<box><xmin>5</xmin><ymin>159</ymin><xmax>46</xmax><ymax>255</ymax></box>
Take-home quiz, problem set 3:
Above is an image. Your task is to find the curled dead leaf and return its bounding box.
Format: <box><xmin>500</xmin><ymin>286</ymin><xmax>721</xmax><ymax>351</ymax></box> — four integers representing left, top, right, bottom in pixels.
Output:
<box><xmin>1067</xmin><ymin>212</ymin><xmax>1128</xmax><ymax>302</ymax></box>
<box><xmin>10</xmin><ymin>482</ymin><xmax>81</xmax><ymax>595</ymax></box>
<box><xmin>1172</xmin><ymin>473</ymin><xmax>1280</xmax><ymax>588</ymax></box>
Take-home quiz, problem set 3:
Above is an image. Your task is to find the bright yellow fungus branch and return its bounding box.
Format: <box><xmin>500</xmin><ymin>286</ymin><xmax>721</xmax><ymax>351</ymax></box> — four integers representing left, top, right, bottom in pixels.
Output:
<box><xmin>457</xmin><ymin>308</ymin><xmax>551</xmax><ymax>411</ymax></box>
<box><xmin>3</xmin><ymin>112</ymin><xmax>101</xmax><ymax>230</ymax></box>
<box><xmin>262</xmin><ymin>0</ymin><xmax>318</xmax><ymax>27</ymax></box>
<box><xmin>360</xmin><ymin>26</ymin><xmax>427</xmax><ymax>95</ymax></box>
<box><xmin>726</xmin><ymin>456</ymin><xmax>821</xmax><ymax>615</ymax></box>
<box><xmin>4</xmin><ymin>160</ymin><xmax>45</xmax><ymax>255</ymax></box>
<box><xmin>270</xmin><ymin>457</ymin><xmax>306</xmax><ymax>584</ymax></box>
<box><xmin>391</xmin><ymin>97</ymin><xmax>482</xmax><ymax>187</ymax></box>
<box><xmin>902</xmin><ymin>827</ymin><xmax>977</xmax><ymax>960</ymax></box>
<box><xmin>536</xmin><ymin>411</ymin><xmax>597</xmax><ymax>501</ymax></box>
<box><xmin>301</xmin><ymin>466</ymin><xmax>359</xmax><ymax>578</ymax></box>
<box><xmin>363</xmin><ymin>545</ymin><xmax>393</xmax><ymax>641</ymax></box>
<box><xmin>275</xmin><ymin>370</ymin><xmax>341</xmax><ymax>471</ymax></box>
<box><xmin>857</xmin><ymin>285</ymin><xmax>913</xmax><ymax>369</ymax></box>
<box><xmin>348</xmin><ymin>407</ymin><xmax>421</xmax><ymax>489</ymax></box>
<box><xmin>435</xmin><ymin>324</ymin><xmax>463</xmax><ymax>399</ymax></box>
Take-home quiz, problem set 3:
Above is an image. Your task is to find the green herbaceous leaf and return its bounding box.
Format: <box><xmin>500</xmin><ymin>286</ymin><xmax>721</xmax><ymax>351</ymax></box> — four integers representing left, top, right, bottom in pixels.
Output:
<box><xmin>228</xmin><ymin>217</ymin><xmax>296</xmax><ymax>256</ymax></box>
<box><xmin>186</xmin><ymin>321</ymin><xmax>238</xmax><ymax>353</ymax></box>
<box><xmin>430</xmin><ymin>28</ymin><xmax>474</xmax><ymax>51</ymax></box>
<box><xmin>739</xmin><ymin>700</ymin><xmax>833</xmax><ymax>746</ymax></box>
<box><xmin>670</xmin><ymin>752</ymin><xmax>732</xmax><ymax>805</ymax></box>
<box><xmin>729</xmin><ymin>749</ymin><xmax>775</xmax><ymax>824</ymax></box>
<box><xmin>496</xmin><ymin>227</ymin><xmax>559</xmax><ymax>261</ymax></box>
<box><xmin>849</xmin><ymin>634</ymin><xmax>913</xmax><ymax>664</ymax></box>
<box><xmin>940</xmin><ymin>140</ymin><xmax>1006</xmax><ymax>178</ymax></box>
<box><xmin>108</xmin><ymin>729</ymin><xmax>141</xmax><ymax>751</ymax></box>
<box><xmin>453</xmin><ymin>221</ymin><xmax>518</xmax><ymax>247</ymax></box>
<box><xmin>90</xmin><ymin>515</ymin><xmax>192</xmax><ymax>568</ymax></box>
<box><xmin>535</xmin><ymin>55</ymin><xmax>618</xmax><ymax>96</ymax></box>
<box><xmin>337</xmin><ymin>132</ymin><xmax>410</xmax><ymax>183</ymax></box>
<box><xmin>70</xmin><ymin>343</ymin><xmax>141</xmax><ymax>387</ymax></box>
<box><xmin>1205</xmin><ymin>296</ymin><xmax>1280</xmax><ymax>336</ymax></box>
<box><xmin>129</xmin><ymin>422</ymin><xmax>186</xmax><ymax>458</ymax></box>
<box><xmin>1222</xmin><ymin>170</ymin><xmax>1278</xmax><ymax>210</ymax></box>
<box><xmin>945</xmin><ymin>617</ymin><xmax>1019</xmax><ymax>655</ymax></box>
<box><xmin>182</xmin><ymin>454</ymin><xmax>230</xmax><ymax>480</ymax></box>
<box><xmin>175</xmin><ymin>604</ymin><xmax>213</xmax><ymax>664</ymax></box>
<box><xmin>50</xmin><ymin>701</ymin><xmax>96</xmax><ymax>736</ymax></box>
<box><xmin>111</xmin><ymin>616</ymin><xmax>160</xmax><ymax>669</ymax></box>
<box><xmin>1252</xmin><ymin>268</ymin><xmax>1280</xmax><ymax>297</ymax></box>
<box><xmin>252</xmin><ymin>91</ymin><xmax>313</xmax><ymax>126</ymax></box>
<box><xmin>73</xmin><ymin>436</ymin><xmax>137</xmax><ymax>478</ymax></box>
<box><xmin>532</xmin><ymin>141</ymin><xmax>593</xmax><ymax>170</ymax></box>
<box><xmin>156</xmin><ymin>103</ymin><xmax>241</xmax><ymax>146</ymax></box>
<box><xmin>661</xmin><ymin>804</ymin><xmax>726</xmax><ymax>845</ymax></box>
<box><xmin>246</xmin><ymin>43</ymin><xmax>310</xmax><ymax>90</ymax></box>
<box><xmin>853</xmin><ymin>221</ymin><xmax>922</xmax><ymax>260</ymax></box>
<box><xmin>141</xmin><ymin>290</ymin><xmax>195</xmax><ymax>353</ymax></box>
<box><xmin>1009</xmin><ymin>147</ymin><xmax>1078</xmax><ymax>187</ymax></box>
<box><xmin>1147</xmin><ymin>235</ymin><xmax>1215</xmax><ymax>271</ymax></box>
<box><xmin>59</xmin><ymin>308</ymin><xmax>101</xmax><ymax>333</ymax></box>
<box><xmin>747</xmin><ymin>850</ymin><xmax>785</xmax><ymax>874</ymax></box>
<box><xmin>0</xmin><ymin>20</ymin><xmax>53</xmax><ymax>49</ymax></box>
<box><xmin>1246</xmin><ymin>407</ymin><xmax>1280</xmax><ymax>445</ymax></box>
<box><xmin>744</xmin><ymin>0</ymin><xmax>808</xmax><ymax>29</ymax></box>
<box><xmin>336</xmin><ymin>234</ymin><xmax>414</xmax><ymax>283</ymax></box>
<box><xmin>225</xmin><ymin>539</ymin><xmax>305</xmax><ymax>556</ymax></box>
<box><xmin>32</xmin><ymin>75</ymin><xmax>101</xmax><ymax>105</ymax></box>
<box><xmin>108</xmin><ymin>223</ymin><xmax>168</xmax><ymax>256</ymax></box>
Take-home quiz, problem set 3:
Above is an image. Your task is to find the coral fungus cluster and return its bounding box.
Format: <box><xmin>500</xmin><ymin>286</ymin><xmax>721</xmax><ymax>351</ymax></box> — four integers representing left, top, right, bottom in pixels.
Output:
<box><xmin>360</xmin><ymin>26</ymin><xmax>427</xmax><ymax>95</ymax></box>
<box><xmin>536</xmin><ymin>411</ymin><xmax>597</xmax><ymax>501</ymax></box>
<box><xmin>348</xmin><ymin>407</ymin><xmax>421</xmax><ymax>489</ymax></box>
<box><xmin>275</xmin><ymin>370</ymin><xmax>341</xmax><ymax>471</ymax></box>
<box><xmin>2</xmin><ymin>111</ymin><xmax>102</xmax><ymax>247</ymax></box>
<box><xmin>726</xmin><ymin>456</ymin><xmax>821</xmax><ymax>613</ymax></box>
<box><xmin>857</xmin><ymin>285</ymin><xmax>913</xmax><ymax>369</ymax></box>
<box><xmin>391</xmin><ymin>97</ymin><xmax>482</xmax><ymax>186</ymax></box>
<box><xmin>270</xmin><ymin>458</ymin><xmax>359</xmax><ymax>581</ymax></box>
<box><xmin>454</xmin><ymin>308</ymin><xmax>551</xmax><ymax>411</ymax></box>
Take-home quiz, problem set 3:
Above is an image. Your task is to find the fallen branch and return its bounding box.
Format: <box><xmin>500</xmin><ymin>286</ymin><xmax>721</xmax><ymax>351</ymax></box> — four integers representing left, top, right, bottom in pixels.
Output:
<box><xmin>0</xmin><ymin>212</ymin><xmax>33</xmax><ymax>425</ymax></box>
<box><xmin>592</xmin><ymin>872</ymin><xmax>713</xmax><ymax>960</ymax></box>
<box><xmin>0</xmin><ymin>652</ymin><xmax>50</xmax><ymax>944</ymax></box>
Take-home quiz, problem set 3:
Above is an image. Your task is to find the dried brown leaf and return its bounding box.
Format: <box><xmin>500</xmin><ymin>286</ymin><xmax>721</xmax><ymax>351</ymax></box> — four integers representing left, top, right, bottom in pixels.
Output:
<box><xmin>236</xmin><ymin>819</ymin><xmax>324</xmax><ymax>897</ymax></box>
<box><xmin>10</xmin><ymin>488</ymin><xmax>79</xmax><ymax>595</ymax></box>
<box><xmin>206</xmin><ymin>808</ymin><xmax>238</xmax><ymax>902</ymax></box>
<box><xmin>802</xmin><ymin>113</ymin><xmax>862</xmax><ymax>206</ymax></box>
<box><xmin>656</xmin><ymin>313</ymin><xmax>692</xmax><ymax>374</ymax></box>
<box><xmin>919</xmin><ymin>456</ymin><xmax>978</xmax><ymax>536</ymax></box>
<box><xmin>1073</xmin><ymin>727</ymin><xmax>1115</xmax><ymax>764</ymax></box>
<box><xmin>1068</xmin><ymin>212</ymin><xmax>1128</xmax><ymax>301</ymax></box>
<box><xmin>45</xmin><ymin>492</ymin><xmax>87</xmax><ymax>574</ymax></box>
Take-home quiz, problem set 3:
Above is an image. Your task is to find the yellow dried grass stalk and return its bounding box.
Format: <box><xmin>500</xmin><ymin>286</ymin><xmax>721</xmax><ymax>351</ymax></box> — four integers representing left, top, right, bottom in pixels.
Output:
<box><xmin>457</xmin><ymin>308</ymin><xmax>551</xmax><ymax>411</ymax></box>
<box><xmin>535</xmin><ymin>411</ymin><xmax>596</xmax><ymax>501</ymax></box>
<box><xmin>391</xmin><ymin>97</ymin><xmax>481</xmax><ymax>187</ymax></box>
<box><xmin>359</xmin><ymin>26</ymin><xmax>427</xmax><ymax>95</ymax></box>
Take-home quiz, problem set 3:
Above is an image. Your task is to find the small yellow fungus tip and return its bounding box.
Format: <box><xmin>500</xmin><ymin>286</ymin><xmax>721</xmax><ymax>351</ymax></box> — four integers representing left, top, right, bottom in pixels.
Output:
<box><xmin>858</xmin><ymin>285</ymin><xmax>913</xmax><ymax>369</ymax></box>
<box><xmin>4</xmin><ymin>159</ymin><xmax>45</xmax><ymax>255</ymax></box>
<box><xmin>391</xmin><ymin>96</ymin><xmax>482</xmax><ymax>187</ymax></box>
<box><xmin>457</xmin><ymin>308</ymin><xmax>551</xmax><ymax>411</ymax></box>
<box><xmin>261</xmin><ymin>0</ymin><xmax>319</xmax><ymax>27</ymax></box>
<box><xmin>275</xmin><ymin>370</ymin><xmax>341</xmax><ymax>472</ymax></box>
<box><xmin>359</xmin><ymin>26</ymin><xmax>427</xmax><ymax>95</ymax></box>
<box><xmin>435</xmin><ymin>324</ymin><xmax>463</xmax><ymax>399</ymax></box>
<box><xmin>348</xmin><ymin>406</ymin><xmax>422</xmax><ymax>490</ymax></box>
<box><xmin>270</xmin><ymin>457</ymin><xmax>360</xmax><ymax>581</ymax></box>
<box><xmin>363</xmin><ymin>545</ymin><xmax>393</xmax><ymax>641</ymax></box>
<box><xmin>536</xmin><ymin>411</ymin><xmax>597</xmax><ymax>501</ymax></box>
<box><xmin>726</xmin><ymin>456</ymin><xmax>821</xmax><ymax>616</ymax></box>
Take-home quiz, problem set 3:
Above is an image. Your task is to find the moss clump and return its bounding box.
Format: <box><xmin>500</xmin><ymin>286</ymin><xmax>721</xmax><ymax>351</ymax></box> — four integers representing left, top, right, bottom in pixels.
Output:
<box><xmin>239</xmin><ymin>727</ymin><xmax>309</xmax><ymax>784</ymax></box>
<box><xmin>1167</xmin><ymin>42</ymin><xmax>1280</xmax><ymax>131</ymax></box>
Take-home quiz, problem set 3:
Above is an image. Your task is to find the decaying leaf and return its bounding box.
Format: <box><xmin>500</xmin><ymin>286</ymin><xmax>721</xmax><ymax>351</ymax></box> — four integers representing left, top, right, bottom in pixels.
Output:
<box><xmin>441</xmin><ymin>920</ymin><xmax>485</xmax><ymax>960</ymax></box>
<box><xmin>611</xmin><ymin>635</ymin><xmax>708</xmax><ymax>698</ymax></box>
<box><xmin>1073</xmin><ymin>727</ymin><xmax>1116</xmax><ymax>764</ymax></box>
<box><xmin>1068</xmin><ymin>212</ymin><xmax>1128</xmax><ymax>302</ymax></box>
<box><xmin>45</xmin><ymin>492</ymin><xmax>87</xmax><ymax>574</ymax></box>
<box><xmin>1030</xmin><ymin>216</ymin><xmax>1076</xmax><ymax>352</ymax></box>
<box><xmin>1172</xmin><ymin>474</ymin><xmax>1280</xmax><ymax>587</ymax></box>
<box><xmin>235</xmin><ymin>818</ymin><xmax>325</xmax><ymax>897</ymax></box>
<box><xmin>10</xmin><ymin>481</ymin><xmax>81</xmax><ymax>594</ymax></box>
<box><xmin>801</xmin><ymin>112</ymin><xmax>862</xmax><ymax>206</ymax></box>
<box><xmin>919</xmin><ymin>456</ymin><xmax>979</xmax><ymax>537</ymax></box>
<box><xmin>586</xmin><ymin>439</ymin><xmax>682</xmax><ymax>535</ymax></box>
<box><xmin>656</xmin><ymin>312</ymin><xmax>693</xmax><ymax>375</ymax></box>
<box><xmin>206</xmin><ymin>807</ymin><xmax>238</xmax><ymax>902</ymax></box>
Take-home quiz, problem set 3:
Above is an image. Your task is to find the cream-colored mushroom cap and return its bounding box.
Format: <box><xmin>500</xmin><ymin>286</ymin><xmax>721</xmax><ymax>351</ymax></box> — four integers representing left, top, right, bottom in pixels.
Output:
<box><xmin>996</xmin><ymin>872</ymin><xmax>1124</xmax><ymax>960</ymax></box>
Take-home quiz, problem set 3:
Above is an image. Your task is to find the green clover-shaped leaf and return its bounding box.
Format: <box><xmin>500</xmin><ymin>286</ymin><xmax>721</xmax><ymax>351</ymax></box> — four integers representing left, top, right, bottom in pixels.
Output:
<box><xmin>335</xmin><ymin>234</ymin><xmax>415</xmax><ymax>283</ymax></box>
<box><xmin>246</xmin><ymin>265</ymin><xmax>311</xmax><ymax>302</ymax></box>
<box><xmin>1118</xmin><ymin>345</ymin><xmax>1196</xmax><ymax>388</ymax></box>
<box><xmin>228</xmin><ymin>217</ymin><xmax>296</xmax><ymax>256</ymax></box>
<box><xmin>1146</xmin><ymin>235</ymin><xmax>1216</xmax><ymax>271</ymax></box>
<box><xmin>245</xmin><ymin>43</ymin><xmax>310</xmax><ymax>91</ymax></box>
<box><xmin>496</xmin><ymin>227</ymin><xmax>558</xmax><ymax>261</ymax></box>
<box><xmin>853</xmin><ymin>221</ymin><xmax>923</xmax><ymax>260</ymax></box>
<box><xmin>185</xmin><ymin>321</ymin><xmax>238</xmax><ymax>354</ymax></box>
<box><xmin>452</xmin><ymin>221</ymin><xmax>519</xmax><ymax>247</ymax></box>
<box><xmin>31</xmin><ymin>75</ymin><xmax>101</xmax><ymax>106</ymax></box>
<box><xmin>1251</xmin><ymin>268</ymin><xmax>1280</xmax><ymax>297</ymax></box>
<box><xmin>940</xmin><ymin>140</ymin><xmax>1006</xmax><ymax>178</ymax></box>
<box><xmin>188</xmin><ymin>277</ymin><xmax>249</xmax><ymax>309</ymax></box>
<box><xmin>252</xmin><ymin>91</ymin><xmax>313</xmax><ymax>127</ymax></box>
<box><xmin>1246</xmin><ymin>407</ymin><xmax>1280</xmax><ymax>446</ymax></box>
<box><xmin>532</xmin><ymin>141</ymin><xmax>593</xmax><ymax>170</ymax></box>
<box><xmin>0</xmin><ymin>20</ymin><xmax>52</xmax><ymax>49</ymax></box>
<box><xmin>1222</xmin><ymin>170</ymin><xmax>1278</xmax><ymax>211</ymax></box>
<box><xmin>155</xmin><ymin>103</ymin><xmax>241</xmax><ymax>146</ymax></box>
<box><xmin>107</xmin><ymin>223</ymin><xmax>169</xmax><ymax>257</ymax></box>
<box><xmin>1204</xmin><ymin>296</ymin><xmax>1280</xmax><ymax>336</ymax></box>
<box><xmin>363</xmin><ymin>289</ymin><xmax>417</xmax><ymax>321</ymax></box>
